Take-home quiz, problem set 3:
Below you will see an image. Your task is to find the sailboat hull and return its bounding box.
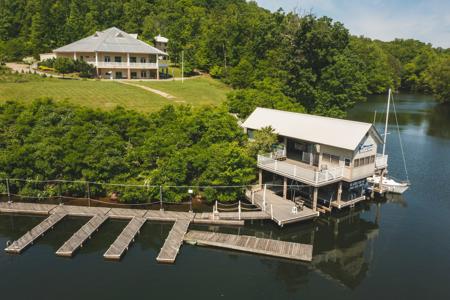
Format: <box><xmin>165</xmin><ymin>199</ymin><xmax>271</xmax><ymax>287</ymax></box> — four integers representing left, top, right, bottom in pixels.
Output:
<box><xmin>367</xmin><ymin>176</ymin><xmax>409</xmax><ymax>194</ymax></box>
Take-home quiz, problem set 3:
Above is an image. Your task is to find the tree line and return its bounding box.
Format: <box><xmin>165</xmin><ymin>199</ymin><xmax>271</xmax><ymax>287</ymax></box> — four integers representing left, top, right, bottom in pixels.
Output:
<box><xmin>0</xmin><ymin>99</ymin><xmax>257</xmax><ymax>203</ymax></box>
<box><xmin>1</xmin><ymin>0</ymin><xmax>449</xmax><ymax>113</ymax></box>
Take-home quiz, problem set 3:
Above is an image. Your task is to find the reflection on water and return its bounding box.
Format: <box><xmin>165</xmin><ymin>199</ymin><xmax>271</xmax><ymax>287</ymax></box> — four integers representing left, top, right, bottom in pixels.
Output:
<box><xmin>348</xmin><ymin>93</ymin><xmax>450</xmax><ymax>139</ymax></box>
<box><xmin>220</xmin><ymin>200</ymin><xmax>395</xmax><ymax>291</ymax></box>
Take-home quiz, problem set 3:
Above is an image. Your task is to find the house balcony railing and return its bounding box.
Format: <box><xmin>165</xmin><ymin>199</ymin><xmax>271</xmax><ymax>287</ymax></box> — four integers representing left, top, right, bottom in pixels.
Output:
<box><xmin>257</xmin><ymin>153</ymin><xmax>344</xmax><ymax>186</ymax></box>
<box><xmin>95</xmin><ymin>62</ymin><xmax>159</xmax><ymax>69</ymax></box>
<box><xmin>375</xmin><ymin>153</ymin><xmax>388</xmax><ymax>169</ymax></box>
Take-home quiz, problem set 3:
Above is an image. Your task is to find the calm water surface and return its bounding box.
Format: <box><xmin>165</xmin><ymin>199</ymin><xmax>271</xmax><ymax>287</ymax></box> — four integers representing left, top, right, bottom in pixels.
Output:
<box><xmin>1</xmin><ymin>93</ymin><xmax>449</xmax><ymax>299</ymax></box>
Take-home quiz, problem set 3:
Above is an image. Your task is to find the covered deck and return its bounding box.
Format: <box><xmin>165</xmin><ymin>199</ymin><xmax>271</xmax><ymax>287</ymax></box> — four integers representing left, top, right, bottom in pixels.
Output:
<box><xmin>248</xmin><ymin>189</ymin><xmax>319</xmax><ymax>226</ymax></box>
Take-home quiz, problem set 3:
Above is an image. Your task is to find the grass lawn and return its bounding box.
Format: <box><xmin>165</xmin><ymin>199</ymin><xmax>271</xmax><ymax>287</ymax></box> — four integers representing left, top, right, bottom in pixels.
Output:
<box><xmin>132</xmin><ymin>76</ymin><xmax>231</xmax><ymax>106</ymax></box>
<box><xmin>0</xmin><ymin>75</ymin><xmax>230</xmax><ymax>112</ymax></box>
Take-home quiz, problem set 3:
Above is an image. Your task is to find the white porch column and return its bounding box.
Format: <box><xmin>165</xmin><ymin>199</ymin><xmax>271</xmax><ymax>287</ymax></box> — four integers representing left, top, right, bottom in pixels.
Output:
<box><xmin>127</xmin><ymin>53</ymin><xmax>131</xmax><ymax>79</ymax></box>
<box><xmin>156</xmin><ymin>56</ymin><xmax>160</xmax><ymax>80</ymax></box>
<box><xmin>73</xmin><ymin>52</ymin><xmax>77</xmax><ymax>60</ymax></box>
<box><xmin>95</xmin><ymin>52</ymin><xmax>99</xmax><ymax>76</ymax></box>
<box><xmin>283</xmin><ymin>177</ymin><xmax>287</xmax><ymax>200</ymax></box>
<box><xmin>312</xmin><ymin>187</ymin><xmax>318</xmax><ymax>211</ymax></box>
<box><xmin>258</xmin><ymin>169</ymin><xmax>263</xmax><ymax>188</ymax></box>
<box><xmin>337</xmin><ymin>181</ymin><xmax>342</xmax><ymax>203</ymax></box>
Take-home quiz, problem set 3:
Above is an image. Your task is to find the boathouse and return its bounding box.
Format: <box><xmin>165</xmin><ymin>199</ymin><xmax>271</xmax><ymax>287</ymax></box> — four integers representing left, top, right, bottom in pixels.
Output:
<box><xmin>242</xmin><ymin>108</ymin><xmax>388</xmax><ymax>217</ymax></box>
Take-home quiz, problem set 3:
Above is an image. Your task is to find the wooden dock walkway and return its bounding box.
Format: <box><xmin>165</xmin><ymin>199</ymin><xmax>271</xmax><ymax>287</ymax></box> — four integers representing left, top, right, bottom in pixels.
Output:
<box><xmin>5</xmin><ymin>213</ymin><xmax>67</xmax><ymax>254</ymax></box>
<box><xmin>156</xmin><ymin>219</ymin><xmax>191</xmax><ymax>263</ymax></box>
<box><xmin>103</xmin><ymin>216</ymin><xmax>146</xmax><ymax>260</ymax></box>
<box><xmin>249</xmin><ymin>189</ymin><xmax>319</xmax><ymax>226</ymax></box>
<box><xmin>184</xmin><ymin>230</ymin><xmax>313</xmax><ymax>262</ymax></box>
<box><xmin>56</xmin><ymin>214</ymin><xmax>108</xmax><ymax>257</ymax></box>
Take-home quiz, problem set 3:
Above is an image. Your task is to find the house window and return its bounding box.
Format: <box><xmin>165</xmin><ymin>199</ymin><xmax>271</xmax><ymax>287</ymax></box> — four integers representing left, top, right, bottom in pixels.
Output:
<box><xmin>130</xmin><ymin>57</ymin><xmax>137</xmax><ymax>63</ymax></box>
<box><xmin>104</xmin><ymin>56</ymin><xmax>110</xmax><ymax>62</ymax></box>
<box><xmin>115</xmin><ymin>71</ymin><xmax>122</xmax><ymax>79</ymax></box>
<box><xmin>130</xmin><ymin>72</ymin><xmax>137</xmax><ymax>79</ymax></box>
<box><xmin>140</xmin><ymin>57</ymin><xmax>146</xmax><ymax>63</ymax></box>
<box><xmin>114</xmin><ymin>56</ymin><xmax>122</xmax><ymax>63</ymax></box>
<box><xmin>80</xmin><ymin>56</ymin><xmax>84</xmax><ymax>61</ymax></box>
<box><xmin>247</xmin><ymin>129</ymin><xmax>255</xmax><ymax>140</ymax></box>
<box><xmin>345</xmin><ymin>158</ymin><xmax>351</xmax><ymax>166</ymax></box>
<box><xmin>141</xmin><ymin>71</ymin><xmax>147</xmax><ymax>78</ymax></box>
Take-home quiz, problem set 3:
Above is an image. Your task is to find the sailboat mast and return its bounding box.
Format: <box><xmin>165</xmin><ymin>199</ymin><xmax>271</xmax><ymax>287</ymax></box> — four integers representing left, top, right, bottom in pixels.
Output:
<box><xmin>382</xmin><ymin>88</ymin><xmax>391</xmax><ymax>156</ymax></box>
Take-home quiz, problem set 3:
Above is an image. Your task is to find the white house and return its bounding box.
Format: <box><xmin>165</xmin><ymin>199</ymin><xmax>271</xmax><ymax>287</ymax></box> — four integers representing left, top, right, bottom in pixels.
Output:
<box><xmin>242</xmin><ymin>107</ymin><xmax>387</xmax><ymax>212</ymax></box>
<box><xmin>52</xmin><ymin>27</ymin><xmax>168</xmax><ymax>79</ymax></box>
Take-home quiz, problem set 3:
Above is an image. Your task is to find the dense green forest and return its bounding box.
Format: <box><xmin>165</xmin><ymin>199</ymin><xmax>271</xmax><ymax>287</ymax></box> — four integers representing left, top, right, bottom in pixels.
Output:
<box><xmin>0</xmin><ymin>100</ymin><xmax>255</xmax><ymax>202</ymax></box>
<box><xmin>1</xmin><ymin>0</ymin><xmax>449</xmax><ymax>115</ymax></box>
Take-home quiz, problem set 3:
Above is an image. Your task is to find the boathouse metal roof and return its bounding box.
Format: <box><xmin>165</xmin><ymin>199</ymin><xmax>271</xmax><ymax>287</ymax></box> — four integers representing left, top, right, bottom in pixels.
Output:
<box><xmin>53</xmin><ymin>27</ymin><xmax>167</xmax><ymax>55</ymax></box>
<box><xmin>242</xmin><ymin>107</ymin><xmax>383</xmax><ymax>151</ymax></box>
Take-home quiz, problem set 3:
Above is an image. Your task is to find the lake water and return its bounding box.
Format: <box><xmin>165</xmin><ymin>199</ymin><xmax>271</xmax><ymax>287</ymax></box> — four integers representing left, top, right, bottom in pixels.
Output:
<box><xmin>1</xmin><ymin>94</ymin><xmax>449</xmax><ymax>299</ymax></box>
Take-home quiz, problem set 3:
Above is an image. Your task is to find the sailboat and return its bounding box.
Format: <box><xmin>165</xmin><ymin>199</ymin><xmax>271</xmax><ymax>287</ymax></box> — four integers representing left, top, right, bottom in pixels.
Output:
<box><xmin>367</xmin><ymin>89</ymin><xmax>410</xmax><ymax>194</ymax></box>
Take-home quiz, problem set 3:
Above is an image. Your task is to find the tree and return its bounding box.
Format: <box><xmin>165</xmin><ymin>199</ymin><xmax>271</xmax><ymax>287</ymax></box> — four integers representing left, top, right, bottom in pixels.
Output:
<box><xmin>227</xmin><ymin>78</ymin><xmax>305</xmax><ymax>119</ymax></box>
<box><xmin>53</xmin><ymin>57</ymin><xmax>74</xmax><ymax>77</ymax></box>
<box><xmin>246</xmin><ymin>126</ymin><xmax>277</xmax><ymax>158</ymax></box>
<box><xmin>424</xmin><ymin>56</ymin><xmax>450</xmax><ymax>103</ymax></box>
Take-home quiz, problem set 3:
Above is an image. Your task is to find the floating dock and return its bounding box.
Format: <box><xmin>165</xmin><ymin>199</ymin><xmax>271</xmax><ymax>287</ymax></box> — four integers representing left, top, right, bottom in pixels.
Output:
<box><xmin>184</xmin><ymin>230</ymin><xmax>313</xmax><ymax>262</ymax></box>
<box><xmin>56</xmin><ymin>214</ymin><xmax>109</xmax><ymax>257</ymax></box>
<box><xmin>156</xmin><ymin>219</ymin><xmax>191</xmax><ymax>263</ymax></box>
<box><xmin>1</xmin><ymin>201</ymin><xmax>314</xmax><ymax>262</ymax></box>
<box><xmin>5</xmin><ymin>213</ymin><xmax>67</xmax><ymax>254</ymax></box>
<box><xmin>103</xmin><ymin>216</ymin><xmax>146</xmax><ymax>260</ymax></box>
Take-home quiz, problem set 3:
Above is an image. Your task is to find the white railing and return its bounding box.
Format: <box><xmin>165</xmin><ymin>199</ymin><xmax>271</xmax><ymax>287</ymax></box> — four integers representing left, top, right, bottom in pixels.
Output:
<box><xmin>375</xmin><ymin>154</ymin><xmax>388</xmax><ymax>169</ymax></box>
<box><xmin>268</xmin><ymin>149</ymin><xmax>286</xmax><ymax>160</ymax></box>
<box><xmin>257</xmin><ymin>154</ymin><xmax>344</xmax><ymax>185</ymax></box>
<box><xmin>95</xmin><ymin>62</ymin><xmax>158</xmax><ymax>69</ymax></box>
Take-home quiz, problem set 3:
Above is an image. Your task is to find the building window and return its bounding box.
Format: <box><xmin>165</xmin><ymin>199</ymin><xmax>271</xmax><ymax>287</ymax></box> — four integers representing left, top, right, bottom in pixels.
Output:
<box><xmin>323</xmin><ymin>153</ymin><xmax>340</xmax><ymax>165</ymax></box>
<box><xmin>80</xmin><ymin>56</ymin><xmax>84</xmax><ymax>61</ymax></box>
<box><xmin>141</xmin><ymin>71</ymin><xmax>147</xmax><ymax>78</ymax></box>
<box><xmin>114</xmin><ymin>56</ymin><xmax>121</xmax><ymax>63</ymax></box>
<box><xmin>353</xmin><ymin>155</ymin><xmax>375</xmax><ymax>167</ymax></box>
<box><xmin>247</xmin><ymin>129</ymin><xmax>255</xmax><ymax>140</ymax></box>
<box><xmin>130</xmin><ymin>72</ymin><xmax>137</xmax><ymax>79</ymax></box>
<box><xmin>345</xmin><ymin>158</ymin><xmax>351</xmax><ymax>166</ymax></box>
<box><xmin>130</xmin><ymin>56</ymin><xmax>137</xmax><ymax>63</ymax></box>
<box><xmin>115</xmin><ymin>71</ymin><xmax>122</xmax><ymax>79</ymax></box>
<box><xmin>104</xmin><ymin>56</ymin><xmax>110</xmax><ymax>62</ymax></box>
<box><xmin>140</xmin><ymin>57</ymin><xmax>146</xmax><ymax>63</ymax></box>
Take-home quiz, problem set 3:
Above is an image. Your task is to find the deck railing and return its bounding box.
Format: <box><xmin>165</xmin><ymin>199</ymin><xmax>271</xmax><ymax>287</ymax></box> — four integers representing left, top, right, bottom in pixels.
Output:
<box><xmin>95</xmin><ymin>62</ymin><xmax>158</xmax><ymax>69</ymax></box>
<box><xmin>257</xmin><ymin>154</ymin><xmax>344</xmax><ymax>185</ymax></box>
<box><xmin>375</xmin><ymin>154</ymin><xmax>388</xmax><ymax>169</ymax></box>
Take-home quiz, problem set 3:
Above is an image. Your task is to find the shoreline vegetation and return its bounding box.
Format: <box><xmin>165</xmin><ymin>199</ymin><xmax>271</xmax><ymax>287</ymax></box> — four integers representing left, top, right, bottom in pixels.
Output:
<box><xmin>0</xmin><ymin>99</ymin><xmax>256</xmax><ymax>203</ymax></box>
<box><xmin>0</xmin><ymin>0</ymin><xmax>448</xmax><ymax>203</ymax></box>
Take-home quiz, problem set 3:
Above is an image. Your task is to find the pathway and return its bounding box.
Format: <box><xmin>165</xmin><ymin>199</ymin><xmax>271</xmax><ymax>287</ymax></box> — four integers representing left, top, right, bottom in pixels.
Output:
<box><xmin>117</xmin><ymin>81</ymin><xmax>176</xmax><ymax>99</ymax></box>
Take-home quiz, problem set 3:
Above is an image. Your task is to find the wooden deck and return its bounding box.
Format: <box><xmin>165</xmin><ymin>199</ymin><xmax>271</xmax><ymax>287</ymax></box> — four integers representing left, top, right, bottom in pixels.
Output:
<box><xmin>5</xmin><ymin>213</ymin><xmax>67</xmax><ymax>254</ymax></box>
<box><xmin>331</xmin><ymin>196</ymin><xmax>367</xmax><ymax>209</ymax></box>
<box><xmin>184</xmin><ymin>230</ymin><xmax>313</xmax><ymax>262</ymax></box>
<box><xmin>104</xmin><ymin>216</ymin><xmax>146</xmax><ymax>260</ymax></box>
<box><xmin>56</xmin><ymin>214</ymin><xmax>109</xmax><ymax>257</ymax></box>
<box><xmin>1</xmin><ymin>201</ymin><xmax>315</xmax><ymax>263</ymax></box>
<box><xmin>0</xmin><ymin>202</ymin><xmax>57</xmax><ymax>215</ymax></box>
<box><xmin>156</xmin><ymin>219</ymin><xmax>191</xmax><ymax>263</ymax></box>
<box><xmin>250</xmin><ymin>189</ymin><xmax>319</xmax><ymax>226</ymax></box>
